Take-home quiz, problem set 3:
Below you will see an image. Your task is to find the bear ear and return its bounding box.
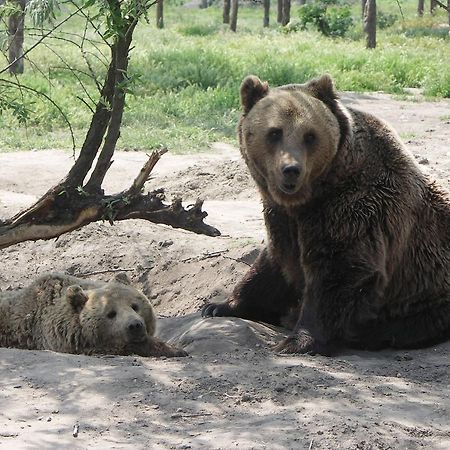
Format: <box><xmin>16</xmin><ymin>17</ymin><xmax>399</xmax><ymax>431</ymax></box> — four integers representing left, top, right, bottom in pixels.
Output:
<box><xmin>240</xmin><ymin>75</ymin><xmax>269</xmax><ymax>114</ymax></box>
<box><xmin>113</xmin><ymin>272</ymin><xmax>131</xmax><ymax>285</ymax></box>
<box><xmin>304</xmin><ymin>74</ymin><xmax>338</xmax><ymax>104</ymax></box>
<box><xmin>66</xmin><ymin>285</ymin><xmax>88</xmax><ymax>312</ymax></box>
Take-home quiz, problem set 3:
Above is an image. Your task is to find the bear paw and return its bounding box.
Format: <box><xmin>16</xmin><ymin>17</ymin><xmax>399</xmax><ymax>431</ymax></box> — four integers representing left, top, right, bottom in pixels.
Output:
<box><xmin>274</xmin><ymin>330</ymin><xmax>333</xmax><ymax>356</ymax></box>
<box><xmin>201</xmin><ymin>301</ymin><xmax>235</xmax><ymax>318</ymax></box>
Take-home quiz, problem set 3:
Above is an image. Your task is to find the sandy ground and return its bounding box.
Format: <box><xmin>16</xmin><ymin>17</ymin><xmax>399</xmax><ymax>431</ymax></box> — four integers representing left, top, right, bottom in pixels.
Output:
<box><xmin>1</xmin><ymin>92</ymin><xmax>450</xmax><ymax>449</ymax></box>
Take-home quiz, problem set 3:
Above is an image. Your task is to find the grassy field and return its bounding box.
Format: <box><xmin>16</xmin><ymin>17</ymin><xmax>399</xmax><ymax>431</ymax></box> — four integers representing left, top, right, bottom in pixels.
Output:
<box><xmin>0</xmin><ymin>0</ymin><xmax>449</xmax><ymax>153</ymax></box>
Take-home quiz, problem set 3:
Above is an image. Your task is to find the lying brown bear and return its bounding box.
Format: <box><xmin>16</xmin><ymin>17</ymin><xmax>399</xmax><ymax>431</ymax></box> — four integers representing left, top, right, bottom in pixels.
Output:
<box><xmin>0</xmin><ymin>273</ymin><xmax>186</xmax><ymax>357</ymax></box>
<box><xmin>203</xmin><ymin>74</ymin><xmax>450</xmax><ymax>355</ymax></box>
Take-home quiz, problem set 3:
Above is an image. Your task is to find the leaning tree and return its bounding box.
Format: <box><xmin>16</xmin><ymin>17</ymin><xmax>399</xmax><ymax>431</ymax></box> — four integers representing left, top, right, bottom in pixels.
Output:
<box><xmin>0</xmin><ymin>0</ymin><xmax>220</xmax><ymax>250</ymax></box>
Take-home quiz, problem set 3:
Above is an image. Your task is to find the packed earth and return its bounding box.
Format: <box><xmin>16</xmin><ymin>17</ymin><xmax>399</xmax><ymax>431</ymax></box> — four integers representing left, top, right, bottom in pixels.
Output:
<box><xmin>1</xmin><ymin>91</ymin><xmax>450</xmax><ymax>449</ymax></box>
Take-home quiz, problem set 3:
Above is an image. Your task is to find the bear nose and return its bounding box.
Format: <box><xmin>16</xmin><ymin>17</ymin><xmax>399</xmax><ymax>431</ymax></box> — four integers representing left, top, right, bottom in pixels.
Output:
<box><xmin>127</xmin><ymin>319</ymin><xmax>144</xmax><ymax>335</ymax></box>
<box><xmin>282</xmin><ymin>164</ymin><xmax>301</xmax><ymax>179</ymax></box>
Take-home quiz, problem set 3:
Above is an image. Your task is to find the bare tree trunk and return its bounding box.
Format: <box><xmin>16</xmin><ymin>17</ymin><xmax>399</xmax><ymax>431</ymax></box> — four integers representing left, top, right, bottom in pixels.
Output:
<box><xmin>200</xmin><ymin>0</ymin><xmax>208</xmax><ymax>8</ymax></box>
<box><xmin>223</xmin><ymin>0</ymin><xmax>231</xmax><ymax>23</ymax></box>
<box><xmin>156</xmin><ymin>0</ymin><xmax>164</xmax><ymax>28</ymax></box>
<box><xmin>361</xmin><ymin>0</ymin><xmax>367</xmax><ymax>17</ymax></box>
<box><xmin>230</xmin><ymin>0</ymin><xmax>238</xmax><ymax>32</ymax></box>
<box><xmin>0</xmin><ymin>3</ymin><xmax>220</xmax><ymax>250</ymax></box>
<box><xmin>277</xmin><ymin>0</ymin><xmax>282</xmax><ymax>23</ymax></box>
<box><xmin>448</xmin><ymin>0</ymin><xmax>450</xmax><ymax>27</ymax></box>
<box><xmin>364</xmin><ymin>0</ymin><xmax>376</xmax><ymax>49</ymax></box>
<box><xmin>298</xmin><ymin>0</ymin><xmax>305</xmax><ymax>5</ymax></box>
<box><xmin>8</xmin><ymin>0</ymin><xmax>26</xmax><ymax>74</ymax></box>
<box><xmin>417</xmin><ymin>0</ymin><xmax>424</xmax><ymax>16</ymax></box>
<box><xmin>263</xmin><ymin>0</ymin><xmax>270</xmax><ymax>27</ymax></box>
<box><xmin>281</xmin><ymin>0</ymin><xmax>290</xmax><ymax>26</ymax></box>
<box><xmin>430</xmin><ymin>0</ymin><xmax>437</xmax><ymax>13</ymax></box>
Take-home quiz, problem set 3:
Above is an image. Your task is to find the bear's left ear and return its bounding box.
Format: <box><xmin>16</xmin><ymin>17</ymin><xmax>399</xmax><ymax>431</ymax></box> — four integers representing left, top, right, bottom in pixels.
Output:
<box><xmin>240</xmin><ymin>75</ymin><xmax>269</xmax><ymax>114</ymax></box>
<box><xmin>113</xmin><ymin>272</ymin><xmax>131</xmax><ymax>285</ymax></box>
<box><xmin>66</xmin><ymin>285</ymin><xmax>88</xmax><ymax>312</ymax></box>
<box><xmin>304</xmin><ymin>74</ymin><xmax>338</xmax><ymax>104</ymax></box>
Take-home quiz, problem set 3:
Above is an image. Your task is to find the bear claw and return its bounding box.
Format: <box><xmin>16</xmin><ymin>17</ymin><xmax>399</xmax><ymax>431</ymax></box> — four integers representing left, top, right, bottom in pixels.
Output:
<box><xmin>201</xmin><ymin>302</ymin><xmax>233</xmax><ymax>318</ymax></box>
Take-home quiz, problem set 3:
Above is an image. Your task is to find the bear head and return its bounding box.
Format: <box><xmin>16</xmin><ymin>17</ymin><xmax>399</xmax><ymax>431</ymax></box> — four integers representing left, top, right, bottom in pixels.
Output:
<box><xmin>66</xmin><ymin>274</ymin><xmax>156</xmax><ymax>355</ymax></box>
<box><xmin>238</xmin><ymin>74</ymin><xmax>351</xmax><ymax>207</ymax></box>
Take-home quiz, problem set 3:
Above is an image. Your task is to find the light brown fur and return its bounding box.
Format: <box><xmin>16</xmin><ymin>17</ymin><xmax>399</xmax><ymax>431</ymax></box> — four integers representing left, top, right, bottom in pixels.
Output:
<box><xmin>0</xmin><ymin>273</ymin><xmax>186</xmax><ymax>357</ymax></box>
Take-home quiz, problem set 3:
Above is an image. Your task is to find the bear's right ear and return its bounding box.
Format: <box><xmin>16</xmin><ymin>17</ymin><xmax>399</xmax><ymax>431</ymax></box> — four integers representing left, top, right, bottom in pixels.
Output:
<box><xmin>113</xmin><ymin>272</ymin><xmax>131</xmax><ymax>285</ymax></box>
<box><xmin>66</xmin><ymin>285</ymin><xmax>88</xmax><ymax>312</ymax></box>
<box><xmin>240</xmin><ymin>75</ymin><xmax>269</xmax><ymax>114</ymax></box>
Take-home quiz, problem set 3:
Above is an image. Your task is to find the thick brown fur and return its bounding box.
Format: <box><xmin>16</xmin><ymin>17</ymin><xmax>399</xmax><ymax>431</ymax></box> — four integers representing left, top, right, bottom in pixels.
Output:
<box><xmin>0</xmin><ymin>273</ymin><xmax>187</xmax><ymax>357</ymax></box>
<box><xmin>203</xmin><ymin>74</ymin><xmax>450</xmax><ymax>355</ymax></box>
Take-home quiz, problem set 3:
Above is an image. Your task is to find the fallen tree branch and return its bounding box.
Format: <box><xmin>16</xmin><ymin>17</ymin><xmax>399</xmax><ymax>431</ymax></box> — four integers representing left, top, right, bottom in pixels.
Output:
<box><xmin>0</xmin><ymin>151</ymin><xmax>220</xmax><ymax>250</ymax></box>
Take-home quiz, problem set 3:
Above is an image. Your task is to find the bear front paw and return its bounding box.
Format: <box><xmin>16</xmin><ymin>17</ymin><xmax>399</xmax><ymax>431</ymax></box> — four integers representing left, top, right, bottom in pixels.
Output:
<box><xmin>274</xmin><ymin>330</ymin><xmax>333</xmax><ymax>356</ymax></box>
<box><xmin>201</xmin><ymin>301</ymin><xmax>234</xmax><ymax>318</ymax></box>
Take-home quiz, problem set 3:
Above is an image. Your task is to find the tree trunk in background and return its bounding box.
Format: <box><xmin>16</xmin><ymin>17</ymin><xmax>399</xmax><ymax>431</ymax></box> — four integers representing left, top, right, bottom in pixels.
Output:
<box><xmin>223</xmin><ymin>0</ymin><xmax>230</xmax><ymax>23</ymax></box>
<box><xmin>277</xmin><ymin>0</ymin><xmax>282</xmax><ymax>23</ymax></box>
<box><xmin>363</xmin><ymin>0</ymin><xmax>376</xmax><ymax>49</ymax></box>
<box><xmin>281</xmin><ymin>0</ymin><xmax>290</xmax><ymax>26</ymax></box>
<box><xmin>263</xmin><ymin>0</ymin><xmax>270</xmax><ymax>27</ymax></box>
<box><xmin>430</xmin><ymin>0</ymin><xmax>437</xmax><ymax>14</ymax></box>
<box><xmin>230</xmin><ymin>0</ymin><xmax>238</xmax><ymax>32</ymax></box>
<box><xmin>200</xmin><ymin>0</ymin><xmax>208</xmax><ymax>9</ymax></box>
<box><xmin>417</xmin><ymin>0</ymin><xmax>424</xmax><ymax>16</ymax></box>
<box><xmin>298</xmin><ymin>0</ymin><xmax>306</xmax><ymax>5</ymax></box>
<box><xmin>448</xmin><ymin>0</ymin><xmax>450</xmax><ymax>27</ymax></box>
<box><xmin>361</xmin><ymin>0</ymin><xmax>367</xmax><ymax>17</ymax></box>
<box><xmin>156</xmin><ymin>0</ymin><xmax>164</xmax><ymax>28</ymax></box>
<box><xmin>8</xmin><ymin>0</ymin><xmax>26</xmax><ymax>74</ymax></box>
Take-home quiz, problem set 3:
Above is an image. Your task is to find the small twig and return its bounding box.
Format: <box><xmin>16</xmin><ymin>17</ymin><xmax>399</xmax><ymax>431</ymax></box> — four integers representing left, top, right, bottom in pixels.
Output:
<box><xmin>309</xmin><ymin>439</ymin><xmax>314</xmax><ymax>450</ymax></box>
<box><xmin>181</xmin><ymin>250</ymin><xmax>228</xmax><ymax>263</ymax></box>
<box><xmin>434</xmin><ymin>0</ymin><xmax>449</xmax><ymax>12</ymax></box>
<box><xmin>73</xmin><ymin>267</ymin><xmax>153</xmax><ymax>278</ymax></box>
<box><xmin>127</xmin><ymin>148</ymin><xmax>168</xmax><ymax>197</ymax></box>
<box><xmin>171</xmin><ymin>412</ymin><xmax>213</xmax><ymax>419</ymax></box>
<box><xmin>395</xmin><ymin>0</ymin><xmax>404</xmax><ymax>19</ymax></box>
<box><xmin>223</xmin><ymin>255</ymin><xmax>251</xmax><ymax>267</ymax></box>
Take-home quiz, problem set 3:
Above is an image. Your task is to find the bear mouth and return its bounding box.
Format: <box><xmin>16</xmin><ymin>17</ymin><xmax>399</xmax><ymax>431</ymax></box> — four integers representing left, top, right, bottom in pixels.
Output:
<box><xmin>280</xmin><ymin>183</ymin><xmax>299</xmax><ymax>195</ymax></box>
<box><xmin>128</xmin><ymin>336</ymin><xmax>148</xmax><ymax>345</ymax></box>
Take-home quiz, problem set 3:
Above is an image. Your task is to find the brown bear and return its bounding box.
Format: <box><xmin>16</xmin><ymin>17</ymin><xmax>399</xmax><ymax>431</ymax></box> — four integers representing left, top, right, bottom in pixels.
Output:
<box><xmin>203</xmin><ymin>74</ymin><xmax>450</xmax><ymax>355</ymax></box>
<box><xmin>0</xmin><ymin>273</ymin><xmax>186</xmax><ymax>357</ymax></box>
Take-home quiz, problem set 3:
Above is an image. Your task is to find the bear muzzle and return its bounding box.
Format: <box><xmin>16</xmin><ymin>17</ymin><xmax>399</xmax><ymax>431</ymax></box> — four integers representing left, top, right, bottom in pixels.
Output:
<box><xmin>280</xmin><ymin>163</ymin><xmax>302</xmax><ymax>194</ymax></box>
<box><xmin>126</xmin><ymin>318</ymin><xmax>147</xmax><ymax>343</ymax></box>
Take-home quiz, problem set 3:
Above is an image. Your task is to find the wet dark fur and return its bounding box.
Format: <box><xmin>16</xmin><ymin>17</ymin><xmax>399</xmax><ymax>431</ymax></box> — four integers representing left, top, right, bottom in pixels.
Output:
<box><xmin>203</xmin><ymin>76</ymin><xmax>450</xmax><ymax>355</ymax></box>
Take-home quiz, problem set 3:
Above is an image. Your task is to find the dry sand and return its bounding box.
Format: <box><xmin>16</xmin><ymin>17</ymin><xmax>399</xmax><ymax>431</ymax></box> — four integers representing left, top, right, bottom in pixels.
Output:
<box><xmin>1</xmin><ymin>92</ymin><xmax>450</xmax><ymax>449</ymax></box>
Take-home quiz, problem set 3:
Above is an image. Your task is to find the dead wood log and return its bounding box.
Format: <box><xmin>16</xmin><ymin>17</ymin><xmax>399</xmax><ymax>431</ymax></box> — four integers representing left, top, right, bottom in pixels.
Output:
<box><xmin>0</xmin><ymin>149</ymin><xmax>220</xmax><ymax>250</ymax></box>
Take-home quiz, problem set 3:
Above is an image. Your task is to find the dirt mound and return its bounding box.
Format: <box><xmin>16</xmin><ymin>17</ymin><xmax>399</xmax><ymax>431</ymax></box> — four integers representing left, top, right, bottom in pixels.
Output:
<box><xmin>160</xmin><ymin>159</ymin><xmax>257</xmax><ymax>202</ymax></box>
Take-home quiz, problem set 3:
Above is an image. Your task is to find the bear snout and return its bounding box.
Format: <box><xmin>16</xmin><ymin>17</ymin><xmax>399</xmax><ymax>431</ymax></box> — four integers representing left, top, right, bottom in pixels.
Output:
<box><xmin>126</xmin><ymin>318</ymin><xmax>146</xmax><ymax>341</ymax></box>
<box><xmin>281</xmin><ymin>164</ymin><xmax>302</xmax><ymax>193</ymax></box>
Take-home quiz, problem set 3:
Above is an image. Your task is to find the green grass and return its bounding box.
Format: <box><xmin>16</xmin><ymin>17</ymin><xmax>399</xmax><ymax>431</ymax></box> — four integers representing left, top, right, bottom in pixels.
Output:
<box><xmin>0</xmin><ymin>1</ymin><xmax>449</xmax><ymax>153</ymax></box>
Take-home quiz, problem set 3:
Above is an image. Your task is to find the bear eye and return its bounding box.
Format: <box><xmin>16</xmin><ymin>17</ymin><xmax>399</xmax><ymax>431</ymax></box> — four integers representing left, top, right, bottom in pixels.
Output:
<box><xmin>304</xmin><ymin>131</ymin><xmax>316</xmax><ymax>146</ymax></box>
<box><xmin>107</xmin><ymin>310</ymin><xmax>117</xmax><ymax>319</ymax></box>
<box><xmin>267</xmin><ymin>128</ymin><xmax>283</xmax><ymax>144</ymax></box>
<box><xmin>131</xmin><ymin>303</ymin><xmax>139</xmax><ymax>312</ymax></box>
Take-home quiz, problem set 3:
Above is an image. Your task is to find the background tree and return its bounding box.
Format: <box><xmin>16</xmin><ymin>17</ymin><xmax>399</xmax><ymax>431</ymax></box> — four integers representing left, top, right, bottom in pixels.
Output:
<box><xmin>156</xmin><ymin>0</ymin><xmax>164</xmax><ymax>29</ymax></box>
<box><xmin>277</xmin><ymin>0</ymin><xmax>282</xmax><ymax>23</ymax></box>
<box><xmin>281</xmin><ymin>0</ymin><xmax>290</xmax><ymax>26</ymax></box>
<box><xmin>7</xmin><ymin>0</ymin><xmax>26</xmax><ymax>74</ymax></box>
<box><xmin>364</xmin><ymin>0</ymin><xmax>376</xmax><ymax>49</ymax></box>
<box><xmin>263</xmin><ymin>0</ymin><xmax>270</xmax><ymax>27</ymax></box>
<box><xmin>223</xmin><ymin>0</ymin><xmax>230</xmax><ymax>23</ymax></box>
<box><xmin>230</xmin><ymin>0</ymin><xmax>238</xmax><ymax>31</ymax></box>
<box><xmin>417</xmin><ymin>0</ymin><xmax>424</xmax><ymax>16</ymax></box>
<box><xmin>0</xmin><ymin>0</ymin><xmax>219</xmax><ymax>250</ymax></box>
<box><xmin>431</xmin><ymin>0</ymin><xmax>437</xmax><ymax>13</ymax></box>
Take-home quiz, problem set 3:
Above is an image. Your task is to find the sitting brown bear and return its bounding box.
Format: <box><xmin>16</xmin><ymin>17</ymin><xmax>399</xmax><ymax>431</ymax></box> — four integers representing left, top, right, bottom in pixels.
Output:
<box><xmin>203</xmin><ymin>74</ymin><xmax>450</xmax><ymax>355</ymax></box>
<box><xmin>0</xmin><ymin>273</ymin><xmax>186</xmax><ymax>357</ymax></box>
